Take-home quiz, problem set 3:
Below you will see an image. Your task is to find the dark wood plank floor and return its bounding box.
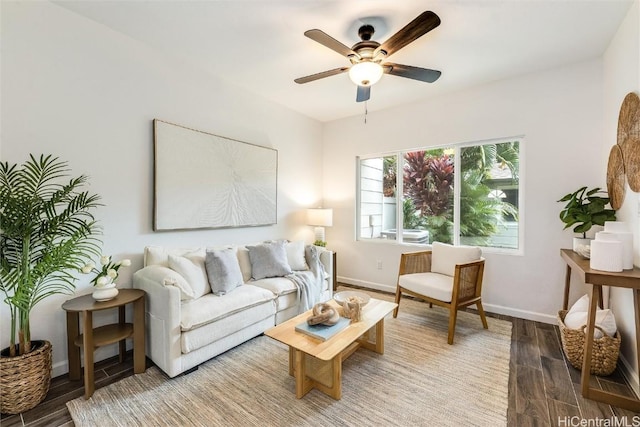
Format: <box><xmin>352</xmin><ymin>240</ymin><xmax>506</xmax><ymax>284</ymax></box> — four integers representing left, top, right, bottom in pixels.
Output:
<box><xmin>2</xmin><ymin>286</ymin><xmax>638</xmax><ymax>426</ymax></box>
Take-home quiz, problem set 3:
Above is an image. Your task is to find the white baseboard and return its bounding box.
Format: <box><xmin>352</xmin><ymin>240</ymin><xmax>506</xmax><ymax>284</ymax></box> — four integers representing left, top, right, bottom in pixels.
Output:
<box><xmin>618</xmin><ymin>353</ymin><xmax>640</xmax><ymax>398</ymax></box>
<box><xmin>338</xmin><ymin>276</ymin><xmax>556</xmax><ymax>325</ymax></box>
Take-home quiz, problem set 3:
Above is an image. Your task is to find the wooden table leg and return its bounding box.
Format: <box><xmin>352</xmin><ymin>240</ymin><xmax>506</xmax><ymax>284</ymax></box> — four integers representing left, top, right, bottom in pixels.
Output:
<box><xmin>580</xmin><ymin>285</ymin><xmax>640</xmax><ymax>411</ymax></box>
<box><xmin>294</xmin><ymin>349</ymin><xmax>313</xmax><ymax>398</ymax></box>
<box><xmin>563</xmin><ymin>265</ymin><xmax>571</xmax><ymax>310</ymax></box>
<box><xmin>82</xmin><ymin>310</ymin><xmax>94</xmax><ymax>399</ymax></box>
<box><xmin>580</xmin><ymin>284</ymin><xmax>600</xmax><ymax>398</ymax></box>
<box><xmin>374</xmin><ymin>319</ymin><xmax>385</xmax><ymax>354</ymax></box>
<box><xmin>118</xmin><ymin>305</ymin><xmax>126</xmax><ymax>363</ymax></box>
<box><xmin>66</xmin><ymin>311</ymin><xmax>81</xmax><ymax>380</ymax></box>
<box><xmin>133</xmin><ymin>296</ymin><xmax>145</xmax><ymax>374</ymax></box>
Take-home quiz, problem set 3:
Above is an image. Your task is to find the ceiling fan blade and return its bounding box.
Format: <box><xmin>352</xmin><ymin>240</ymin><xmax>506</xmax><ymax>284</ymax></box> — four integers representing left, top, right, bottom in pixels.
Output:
<box><xmin>294</xmin><ymin>67</ymin><xmax>349</xmax><ymax>84</ymax></box>
<box><xmin>304</xmin><ymin>29</ymin><xmax>358</xmax><ymax>58</ymax></box>
<box><xmin>356</xmin><ymin>85</ymin><xmax>371</xmax><ymax>103</ymax></box>
<box><xmin>384</xmin><ymin>63</ymin><xmax>441</xmax><ymax>83</ymax></box>
<box><xmin>376</xmin><ymin>11</ymin><xmax>440</xmax><ymax>58</ymax></box>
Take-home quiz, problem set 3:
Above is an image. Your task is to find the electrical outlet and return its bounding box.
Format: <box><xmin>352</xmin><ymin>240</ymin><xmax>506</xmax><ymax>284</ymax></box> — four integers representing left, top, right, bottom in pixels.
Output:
<box><xmin>376</xmin><ymin>260</ymin><xmax>382</xmax><ymax>270</ymax></box>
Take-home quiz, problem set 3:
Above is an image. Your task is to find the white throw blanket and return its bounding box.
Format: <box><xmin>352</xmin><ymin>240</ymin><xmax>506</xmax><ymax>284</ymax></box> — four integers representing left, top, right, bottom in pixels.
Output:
<box><xmin>287</xmin><ymin>245</ymin><xmax>326</xmax><ymax>313</ymax></box>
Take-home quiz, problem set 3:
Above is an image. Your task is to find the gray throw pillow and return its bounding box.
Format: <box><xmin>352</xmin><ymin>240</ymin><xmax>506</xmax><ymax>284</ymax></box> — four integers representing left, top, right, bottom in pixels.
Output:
<box><xmin>247</xmin><ymin>241</ymin><xmax>293</xmax><ymax>280</ymax></box>
<box><xmin>205</xmin><ymin>248</ymin><xmax>244</xmax><ymax>295</ymax></box>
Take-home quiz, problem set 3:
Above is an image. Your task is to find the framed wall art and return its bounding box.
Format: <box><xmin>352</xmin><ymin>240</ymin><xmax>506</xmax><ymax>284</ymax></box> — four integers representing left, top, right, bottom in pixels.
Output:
<box><xmin>153</xmin><ymin>119</ymin><xmax>277</xmax><ymax>231</ymax></box>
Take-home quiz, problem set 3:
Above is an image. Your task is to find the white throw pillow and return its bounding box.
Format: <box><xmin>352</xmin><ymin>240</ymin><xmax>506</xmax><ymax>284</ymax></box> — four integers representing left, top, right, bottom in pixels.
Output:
<box><xmin>431</xmin><ymin>242</ymin><xmax>482</xmax><ymax>276</ymax></box>
<box><xmin>564</xmin><ymin>294</ymin><xmax>617</xmax><ymax>339</ymax></box>
<box><xmin>162</xmin><ymin>273</ymin><xmax>195</xmax><ymax>301</ymax></box>
<box><xmin>567</xmin><ymin>294</ymin><xmax>590</xmax><ymax>314</ymax></box>
<box><xmin>168</xmin><ymin>251</ymin><xmax>210</xmax><ymax>299</ymax></box>
<box><xmin>564</xmin><ymin>309</ymin><xmax>617</xmax><ymax>339</ymax></box>
<box><xmin>285</xmin><ymin>240</ymin><xmax>309</xmax><ymax>271</ymax></box>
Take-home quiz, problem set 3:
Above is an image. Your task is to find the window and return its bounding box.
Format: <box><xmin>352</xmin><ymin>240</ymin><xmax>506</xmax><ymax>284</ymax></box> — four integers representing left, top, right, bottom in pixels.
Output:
<box><xmin>357</xmin><ymin>138</ymin><xmax>521</xmax><ymax>251</ymax></box>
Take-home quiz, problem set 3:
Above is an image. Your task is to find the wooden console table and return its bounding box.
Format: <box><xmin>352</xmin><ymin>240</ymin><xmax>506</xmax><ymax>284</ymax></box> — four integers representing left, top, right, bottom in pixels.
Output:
<box><xmin>62</xmin><ymin>289</ymin><xmax>146</xmax><ymax>399</ymax></box>
<box><xmin>560</xmin><ymin>249</ymin><xmax>640</xmax><ymax>411</ymax></box>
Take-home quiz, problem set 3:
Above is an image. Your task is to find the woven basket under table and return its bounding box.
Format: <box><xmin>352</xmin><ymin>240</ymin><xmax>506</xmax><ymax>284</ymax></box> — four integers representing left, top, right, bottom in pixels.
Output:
<box><xmin>557</xmin><ymin>310</ymin><xmax>620</xmax><ymax>376</ymax></box>
<box><xmin>0</xmin><ymin>340</ymin><xmax>52</xmax><ymax>414</ymax></box>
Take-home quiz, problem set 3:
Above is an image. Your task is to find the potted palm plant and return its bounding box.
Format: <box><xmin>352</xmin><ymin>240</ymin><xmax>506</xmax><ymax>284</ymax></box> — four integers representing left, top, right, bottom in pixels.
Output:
<box><xmin>558</xmin><ymin>186</ymin><xmax>616</xmax><ymax>257</ymax></box>
<box><xmin>0</xmin><ymin>154</ymin><xmax>101</xmax><ymax>414</ymax></box>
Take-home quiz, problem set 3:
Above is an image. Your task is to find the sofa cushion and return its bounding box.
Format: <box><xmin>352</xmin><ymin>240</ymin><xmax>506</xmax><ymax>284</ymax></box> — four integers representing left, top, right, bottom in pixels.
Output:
<box><xmin>247</xmin><ymin>241</ymin><xmax>292</xmax><ymax>280</ymax></box>
<box><xmin>168</xmin><ymin>251</ymin><xmax>210</xmax><ymax>299</ymax></box>
<box><xmin>181</xmin><ymin>299</ymin><xmax>275</xmax><ymax>354</ymax></box>
<box><xmin>205</xmin><ymin>248</ymin><xmax>244</xmax><ymax>295</ymax></box>
<box><xmin>399</xmin><ymin>272</ymin><xmax>454</xmax><ymax>303</ymax></box>
<box><xmin>144</xmin><ymin>246</ymin><xmax>205</xmax><ymax>268</ymax></box>
<box><xmin>431</xmin><ymin>242</ymin><xmax>482</xmax><ymax>277</ymax></box>
<box><xmin>285</xmin><ymin>240</ymin><xmax>309</xmax><ymax>271</ymax></box>
<box><xmin>237</xmin><ymin>246</ymin><xmax>252</xmax><ymax>283</ymax></box>
<box><xmin>251</xmin><ymin>277</ymin><xmax>297</xmax><ymax>296</ymax></box>
<box><xmin>180</xmin><ymin>284</ymin><xmax>275</xmax><ymax>331</ymax></box>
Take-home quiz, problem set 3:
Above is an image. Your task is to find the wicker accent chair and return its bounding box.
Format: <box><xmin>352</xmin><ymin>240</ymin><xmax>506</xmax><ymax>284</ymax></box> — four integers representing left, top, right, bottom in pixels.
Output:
<box><xmin>393</xmin><ymin>242</ymin><xmax>488</xmax><ymax>344</ymax></box>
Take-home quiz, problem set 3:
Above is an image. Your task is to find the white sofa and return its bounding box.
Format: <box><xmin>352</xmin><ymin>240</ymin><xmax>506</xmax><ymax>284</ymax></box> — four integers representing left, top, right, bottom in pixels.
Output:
<box><xmin>133</xmin><ymin>241</ymin><xmax>333</xmax><ymax>378</ymax></box>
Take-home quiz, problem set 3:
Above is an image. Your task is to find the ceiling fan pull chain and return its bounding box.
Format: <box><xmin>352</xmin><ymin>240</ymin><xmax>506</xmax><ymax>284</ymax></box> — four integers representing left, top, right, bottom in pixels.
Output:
<box><xmin>364</xmin><ymin>101</ymin><xmax>368</xmax><ymax>124</ymax></box>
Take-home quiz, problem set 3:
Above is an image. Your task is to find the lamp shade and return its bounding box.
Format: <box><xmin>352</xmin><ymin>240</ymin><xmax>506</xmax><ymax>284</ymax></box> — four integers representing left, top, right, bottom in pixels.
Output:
<box><xmin>348</xmin><ymin>62</ymin><xmax>383</xmax><ymax>86</ymax></box>
<box><xmin>307</xmin><ymin>208</ymin><xmax>333</xmax><ymax>227</ymax></box>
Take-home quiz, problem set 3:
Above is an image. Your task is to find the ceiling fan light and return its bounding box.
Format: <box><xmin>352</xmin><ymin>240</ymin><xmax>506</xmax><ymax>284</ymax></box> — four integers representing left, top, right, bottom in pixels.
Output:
<box><xmin>349</xmin><ymin>62</ymin><xmax>383</xmax><ymax>86</ymax></box>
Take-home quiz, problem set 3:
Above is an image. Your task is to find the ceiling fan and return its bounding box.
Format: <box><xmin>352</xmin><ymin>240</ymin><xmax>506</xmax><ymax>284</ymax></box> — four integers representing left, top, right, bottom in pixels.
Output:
<box><xmin>294</xmin><ymin>11</ymin><xmax>442</xmax><ymax>103</ymax></box>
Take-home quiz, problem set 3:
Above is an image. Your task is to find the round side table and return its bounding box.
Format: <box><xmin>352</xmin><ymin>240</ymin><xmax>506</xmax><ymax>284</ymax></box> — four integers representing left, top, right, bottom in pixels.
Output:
<box><xmin>62</xmin><ymin>288</ymin><xmax>146</xmax><ymax>399</ymax></box>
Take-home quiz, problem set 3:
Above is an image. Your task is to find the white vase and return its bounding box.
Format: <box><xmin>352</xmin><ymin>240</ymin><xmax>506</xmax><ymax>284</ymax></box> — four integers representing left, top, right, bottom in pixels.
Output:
<box><xmin>573</xmin><ymin>237</ymin><xmax>592</xmax><ymax>259</ymax></box>
<box><xmin>92</xmin><ymin>283</ymin><xmax>119</xmax><ymax>302</ymax></box>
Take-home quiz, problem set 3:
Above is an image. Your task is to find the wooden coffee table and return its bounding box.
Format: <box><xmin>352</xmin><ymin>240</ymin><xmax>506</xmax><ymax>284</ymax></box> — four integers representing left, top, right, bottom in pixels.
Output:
<box><xmin>265</xmin><ymin>298</ymin><xmax>397</xmax><ymax>400</ymax></box>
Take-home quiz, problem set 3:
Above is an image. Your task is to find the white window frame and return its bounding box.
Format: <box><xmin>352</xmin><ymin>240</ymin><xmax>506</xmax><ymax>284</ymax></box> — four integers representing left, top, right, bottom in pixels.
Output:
<box><xmin>356</xmin><ymin>136</ymin><xmax>525</xmax><ymax>255</ymax></box>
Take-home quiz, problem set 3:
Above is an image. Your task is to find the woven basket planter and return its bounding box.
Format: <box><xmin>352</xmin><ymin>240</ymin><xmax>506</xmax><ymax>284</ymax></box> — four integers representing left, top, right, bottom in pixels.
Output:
<box><xmin>557</xmin><ymin>310</ymin><xmax>620</xmax><ymax>376</ymax></box>
<box><xmin>0</xmin><ymin>340</ymin><xmax>52</xmax><ymax>414</ymax></box>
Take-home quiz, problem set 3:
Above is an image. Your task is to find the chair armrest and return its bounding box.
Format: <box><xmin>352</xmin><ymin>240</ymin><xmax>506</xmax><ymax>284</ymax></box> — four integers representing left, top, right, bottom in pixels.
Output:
<box><xmin>453</xmin><ymin>258</ymin><xmax>485</xmax><ymax>300</ymax></box>
<box><xmin>398</xmin><ymin>250</ymin><xmax>432</xmax><ymax>275</ymax></box>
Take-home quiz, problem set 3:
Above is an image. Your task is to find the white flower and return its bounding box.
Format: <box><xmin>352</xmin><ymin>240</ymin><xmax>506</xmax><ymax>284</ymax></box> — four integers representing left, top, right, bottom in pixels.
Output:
<box><xmin>107</xmin><ymin>269</ymin><xmax>117</xmax><ymax>279</ymax></box>
<box><xmin>120</xmin><ymin>259</ymin><xmax>131</xmax><ymax>267</ymax></box>
<box><xmin>81</xmin><ymin>263</ymin><xmax>94</xmax><ymax>274</ymax></box>
<box><xmin>96</xmin><ymin>276</ymin><xmax>110</xmax><ymax>286</ymax></box>
<box><xmin>100</xmin><ymin>255</ymin><xmax>110</xmax><ymax>266</ymax></box>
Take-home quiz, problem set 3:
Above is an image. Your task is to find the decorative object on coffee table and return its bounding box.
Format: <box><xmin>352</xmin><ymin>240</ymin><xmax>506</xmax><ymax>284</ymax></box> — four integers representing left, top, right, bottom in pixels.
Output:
<box><xmin>0</xmin><ymin>154</ymin><xmax>101</xmax><ymax>414</ymax></box>
<box><xmin>307</xmin><ymin>302</ymin><xmax>340</xmax><ymax>326</ymax></box>
<box><xmin>335</xmin><ymin>290</ymin><xmax>369</xmax><ymax>322</ymax></box>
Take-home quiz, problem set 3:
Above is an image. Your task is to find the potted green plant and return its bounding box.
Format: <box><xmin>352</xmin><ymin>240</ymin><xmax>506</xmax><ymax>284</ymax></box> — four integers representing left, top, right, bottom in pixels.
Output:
<box><xmin>558</xmin><ymin>186</ymin><xmax>616</xmax><ymax>257</ymax></box>
<box><xmin>0</xmin><ymin>154</ymin><xmax>101</xmax><ymax>414</ymax></box>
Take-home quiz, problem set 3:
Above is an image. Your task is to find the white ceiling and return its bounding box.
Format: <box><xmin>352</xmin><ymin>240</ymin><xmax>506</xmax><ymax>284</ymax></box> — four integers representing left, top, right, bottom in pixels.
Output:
<box><xmin>55</xmin><ymin>0</ymin><xmax>633</xmax><ymax>122</ymax></box>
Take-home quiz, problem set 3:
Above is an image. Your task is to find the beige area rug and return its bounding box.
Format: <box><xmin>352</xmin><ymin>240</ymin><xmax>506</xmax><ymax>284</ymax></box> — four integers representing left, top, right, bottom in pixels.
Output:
<box><xmin>67</xmin><ymin>290</ymin><xmax>512</xmax><ymax>427</ymax></box>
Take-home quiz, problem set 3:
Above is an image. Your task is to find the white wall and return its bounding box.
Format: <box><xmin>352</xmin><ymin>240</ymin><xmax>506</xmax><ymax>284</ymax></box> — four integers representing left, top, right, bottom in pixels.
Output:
<box><xmin>603</xmin><ymin>0</ymin><xmax>640</xmax><ymax>392</ymax></box>
<box><xmin>323</xmin><ymin>59</ymin><xmax>605</xmax><ymax>322</ymax></box>
<box><xmin>0</xmin><ymin>1</ymin><xmax>324</xmax><ymax>376</ymax></box>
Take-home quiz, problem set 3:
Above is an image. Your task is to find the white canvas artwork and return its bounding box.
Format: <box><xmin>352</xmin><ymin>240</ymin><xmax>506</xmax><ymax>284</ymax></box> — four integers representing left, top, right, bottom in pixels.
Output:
<box><xmin>153</xmin><ymin>120</ymin><xmax>277</xmax><ymax>231</ymax></box>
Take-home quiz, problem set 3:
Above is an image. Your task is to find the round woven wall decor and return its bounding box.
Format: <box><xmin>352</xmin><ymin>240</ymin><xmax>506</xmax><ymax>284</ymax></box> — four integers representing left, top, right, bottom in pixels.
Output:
<box><xmin>622</xmin><ymin>136</ymin><xmax>640</xmax><ymax>192</ymax></box>
<box><xmin>607</xmin><ymin>144</ymin><xmax>625</xmax><ymax>210</ymax></box>
<box><xmin>617</xmin><ymin>92</ymin><xmax>640</xmax><ymax>145</ymax></box>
